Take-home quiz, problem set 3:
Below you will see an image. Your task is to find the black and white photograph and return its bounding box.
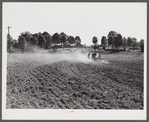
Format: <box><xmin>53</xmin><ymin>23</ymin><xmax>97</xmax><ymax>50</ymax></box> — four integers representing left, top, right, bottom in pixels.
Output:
<box><xmin>2</xmin><ymin>2</ymin><xmax>147</xmax><ymax>120</ymax></box>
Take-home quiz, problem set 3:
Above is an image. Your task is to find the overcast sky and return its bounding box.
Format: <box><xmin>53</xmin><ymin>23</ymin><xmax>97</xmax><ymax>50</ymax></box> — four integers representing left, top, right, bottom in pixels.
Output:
<box><xmin>3</xmin><ymin>2</ymin><xmax>146</xmax><ymax>45</ymax></box>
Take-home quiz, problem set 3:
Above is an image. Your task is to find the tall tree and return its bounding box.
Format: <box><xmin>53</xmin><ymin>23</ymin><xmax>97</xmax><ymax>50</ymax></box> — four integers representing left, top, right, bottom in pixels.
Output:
<box><xmin>132</xmin><ymin>40</ymin><xmax>137</xmax><ymax>50</ymax></box>
<box><xmin>123</xmin><ymin>37</ymin><xmax>126</xmax><ymax>51</ymax></box>
<box><xmin>108</xmin><ymin>31</ymin><xmax>117</xmax><ymax>38</ymax></box>
<box><xmin>42</xmin><ymin>31</ymin><xmax>52</xmax><ymax>49</ymax></box>
<box><xmin>107</xmin><ymin>31</ymin><xmax>118</xmax><ymax>50</ymax></box>
<box><xmin>114</xmin><ymin>33</ymin><xmax>123</xmax><ymax>50</ymax></box>
<box><xmin>131</xmin><ymin>37</ymin><xmax>137</xmax><ymax>50</ymax></box>
<box><xmin>101</xmin><ymin>36</ymin><xmax>107</xmax><ymax>49</ymax></box>
<box><xmin>60</xmin><ymin>32</ymin><xmax>67</xmax><ymax>48</ymax></box>
<box><xmin>18</xmin><ymin>36</ymin><xmax>27</xmax><ymax>53</ymax></box>
<box><xmin>140</xmin><ymin>39</ymin><xmax>144</xmax><ymax>52</ymax></box>
<box><xmin>52</xmin><ymin>33</ymin><xmax>60</xmax><ymax>44</ymax></box>
<box><xmin>60</xmin><ymin>35</ymin><xmax>67</xmax><ymax>49</ymax></box>
<box><xmin>20</xmin><ymin>31</ymin><xmax>32</xmax><ymax>43</ymax></box>
<box><xmin>38</xmin><ymin>34</ymin><xmax>46</xmax><ymax>48</ymax></box>
<box><xmin>92</xmin><ymin>36</ymin><xmax>98</xmax><ymax>44</ymax></box>
<box><xmin>75</xmin><ymin>36</ymin><xmax>81</xmax><ymax>48</ymax></box>
<box><xmin>29</xmin><ymin>36</ymin><xmax>38</xmax><ymax>46</ymax></box>
<box><xmin>127</xmin><ymin>37</ymin><xmax>133</xmax><ymax>51</ymax></box>
<box><xmin>92</xmin><ymin>36</ymin><xmax>99</xmax><ymax>51</ymax></box>
<box><xmin>108</xmin><ymin>36</ymin><xmax>113</xmax><ymax>46</ymax></box>
<box><xmin>7</xmin><ymin>34</ymin><xmax>13</xmax><ymax>54</ymax></box>
<box><xmin>68</xmin><ymin>36</ymin><xmax>76</xmax><ymax>45</ymax></box>
<box><xmin>60</xmin><ymin>32</ymin><xmax>66</xmax><ymax>37</ymax></box>
<box><xmin>34</xmin><ymin>33</ymin><xmax>39</xmax><ymax>39</ymax></box>
<box><xmin>52</xmin><ymin>33</ymin><xmax>60</xmax><ymax>51</ymax></box>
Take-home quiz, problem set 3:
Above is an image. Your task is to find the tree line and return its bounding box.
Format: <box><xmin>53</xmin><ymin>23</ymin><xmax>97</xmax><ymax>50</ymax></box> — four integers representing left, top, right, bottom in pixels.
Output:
<box><xmin>100</xmin><ymin>31</ymin><xmax>144</xmax><ymax>52</ymax></box>
<box><xmin>7</xmin><ymin>30</ymin><xmax>144</xmax><ymax>53</ymax></box>
<box><xmin>7</xmin><ymin>31</ymin><xmax>82</xmax><ymax>53</ymax></box>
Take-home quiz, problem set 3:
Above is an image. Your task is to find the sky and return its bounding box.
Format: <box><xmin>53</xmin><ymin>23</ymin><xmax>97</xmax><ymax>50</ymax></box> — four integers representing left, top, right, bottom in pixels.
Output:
<box><xmin>3</xmin><ymin>2</ymin><xmax>147</xmax><ymax>45</ymax></box>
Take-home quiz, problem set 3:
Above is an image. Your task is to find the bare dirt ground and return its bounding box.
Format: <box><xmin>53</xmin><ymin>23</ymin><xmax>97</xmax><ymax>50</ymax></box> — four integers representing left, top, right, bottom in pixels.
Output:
<box><xmin>6</xmin><ymin>48</ymin><xmax>144</xmax><ymax>109</ymax></box>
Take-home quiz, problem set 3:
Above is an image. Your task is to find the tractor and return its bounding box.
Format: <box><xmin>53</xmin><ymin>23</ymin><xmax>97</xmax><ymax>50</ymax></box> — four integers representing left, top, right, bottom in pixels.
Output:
<box><xmin>88</xmin><ymin>44</ymin><xmax>102</xmax><ymax>61</ymax></box>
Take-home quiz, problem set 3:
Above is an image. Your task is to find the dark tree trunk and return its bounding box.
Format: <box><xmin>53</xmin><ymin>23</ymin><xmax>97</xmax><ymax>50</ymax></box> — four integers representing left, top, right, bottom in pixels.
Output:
<box><xmin>53</xmin><ymin>41</ymin><xmax>56</xmax><ymax>52</ymax></box>
<box><xmin>63</xmin><ymin>43</ymin><xmax>64</xmax><ymax>50</ymax></box>
<box><xmin>141</xmin><ymin>45</ymin><xmax>144</xmax><ymax>52</ymax></box>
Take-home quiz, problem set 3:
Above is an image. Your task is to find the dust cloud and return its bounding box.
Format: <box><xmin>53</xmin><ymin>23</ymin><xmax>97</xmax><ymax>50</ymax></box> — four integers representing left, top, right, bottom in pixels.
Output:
<box><xmin>7</xmin><ymin>48</ymin><xmax>96</xmax><ymax>65</ymax></box>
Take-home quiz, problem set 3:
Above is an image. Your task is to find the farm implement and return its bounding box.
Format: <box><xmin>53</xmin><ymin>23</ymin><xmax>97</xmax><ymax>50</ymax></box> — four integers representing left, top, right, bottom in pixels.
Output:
<box><xmin>88</xmin><ymin>52</ymin><xmax>102</xmax><ymax>60</ymax></box>
<box><xmin>88</xmin><ymin>44</ymin><xmax>105</xmax><ymax>61</ymax></box>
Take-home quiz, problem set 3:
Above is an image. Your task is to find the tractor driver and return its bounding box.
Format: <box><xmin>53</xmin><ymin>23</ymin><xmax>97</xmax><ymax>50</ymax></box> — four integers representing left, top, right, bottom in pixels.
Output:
<box><xmin>92</xmin><ymin>43</ymin><xmax>99</xmax><ymax>57</ymax></box>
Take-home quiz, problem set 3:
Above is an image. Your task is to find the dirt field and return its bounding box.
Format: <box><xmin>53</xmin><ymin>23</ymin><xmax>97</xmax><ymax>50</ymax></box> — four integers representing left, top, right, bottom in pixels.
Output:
<box><xmin>6</xmin><ymin>48</ymin><xmax>144</xmax><ymax>109</ymax></box>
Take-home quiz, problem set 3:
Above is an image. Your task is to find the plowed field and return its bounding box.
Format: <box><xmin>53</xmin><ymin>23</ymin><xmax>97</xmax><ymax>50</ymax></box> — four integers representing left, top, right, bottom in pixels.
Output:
<box><xmin>6</xmin><ymin>49</ymin><xmax>144</xmax><ymax>109</ymax></box>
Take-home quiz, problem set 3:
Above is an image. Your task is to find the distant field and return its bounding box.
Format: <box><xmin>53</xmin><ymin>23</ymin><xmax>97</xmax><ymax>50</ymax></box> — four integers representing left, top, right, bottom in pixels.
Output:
<box><xmin>6</xmin><ymin>48</ymin><xmax>144</xmax><ymax>109</ymax></box>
